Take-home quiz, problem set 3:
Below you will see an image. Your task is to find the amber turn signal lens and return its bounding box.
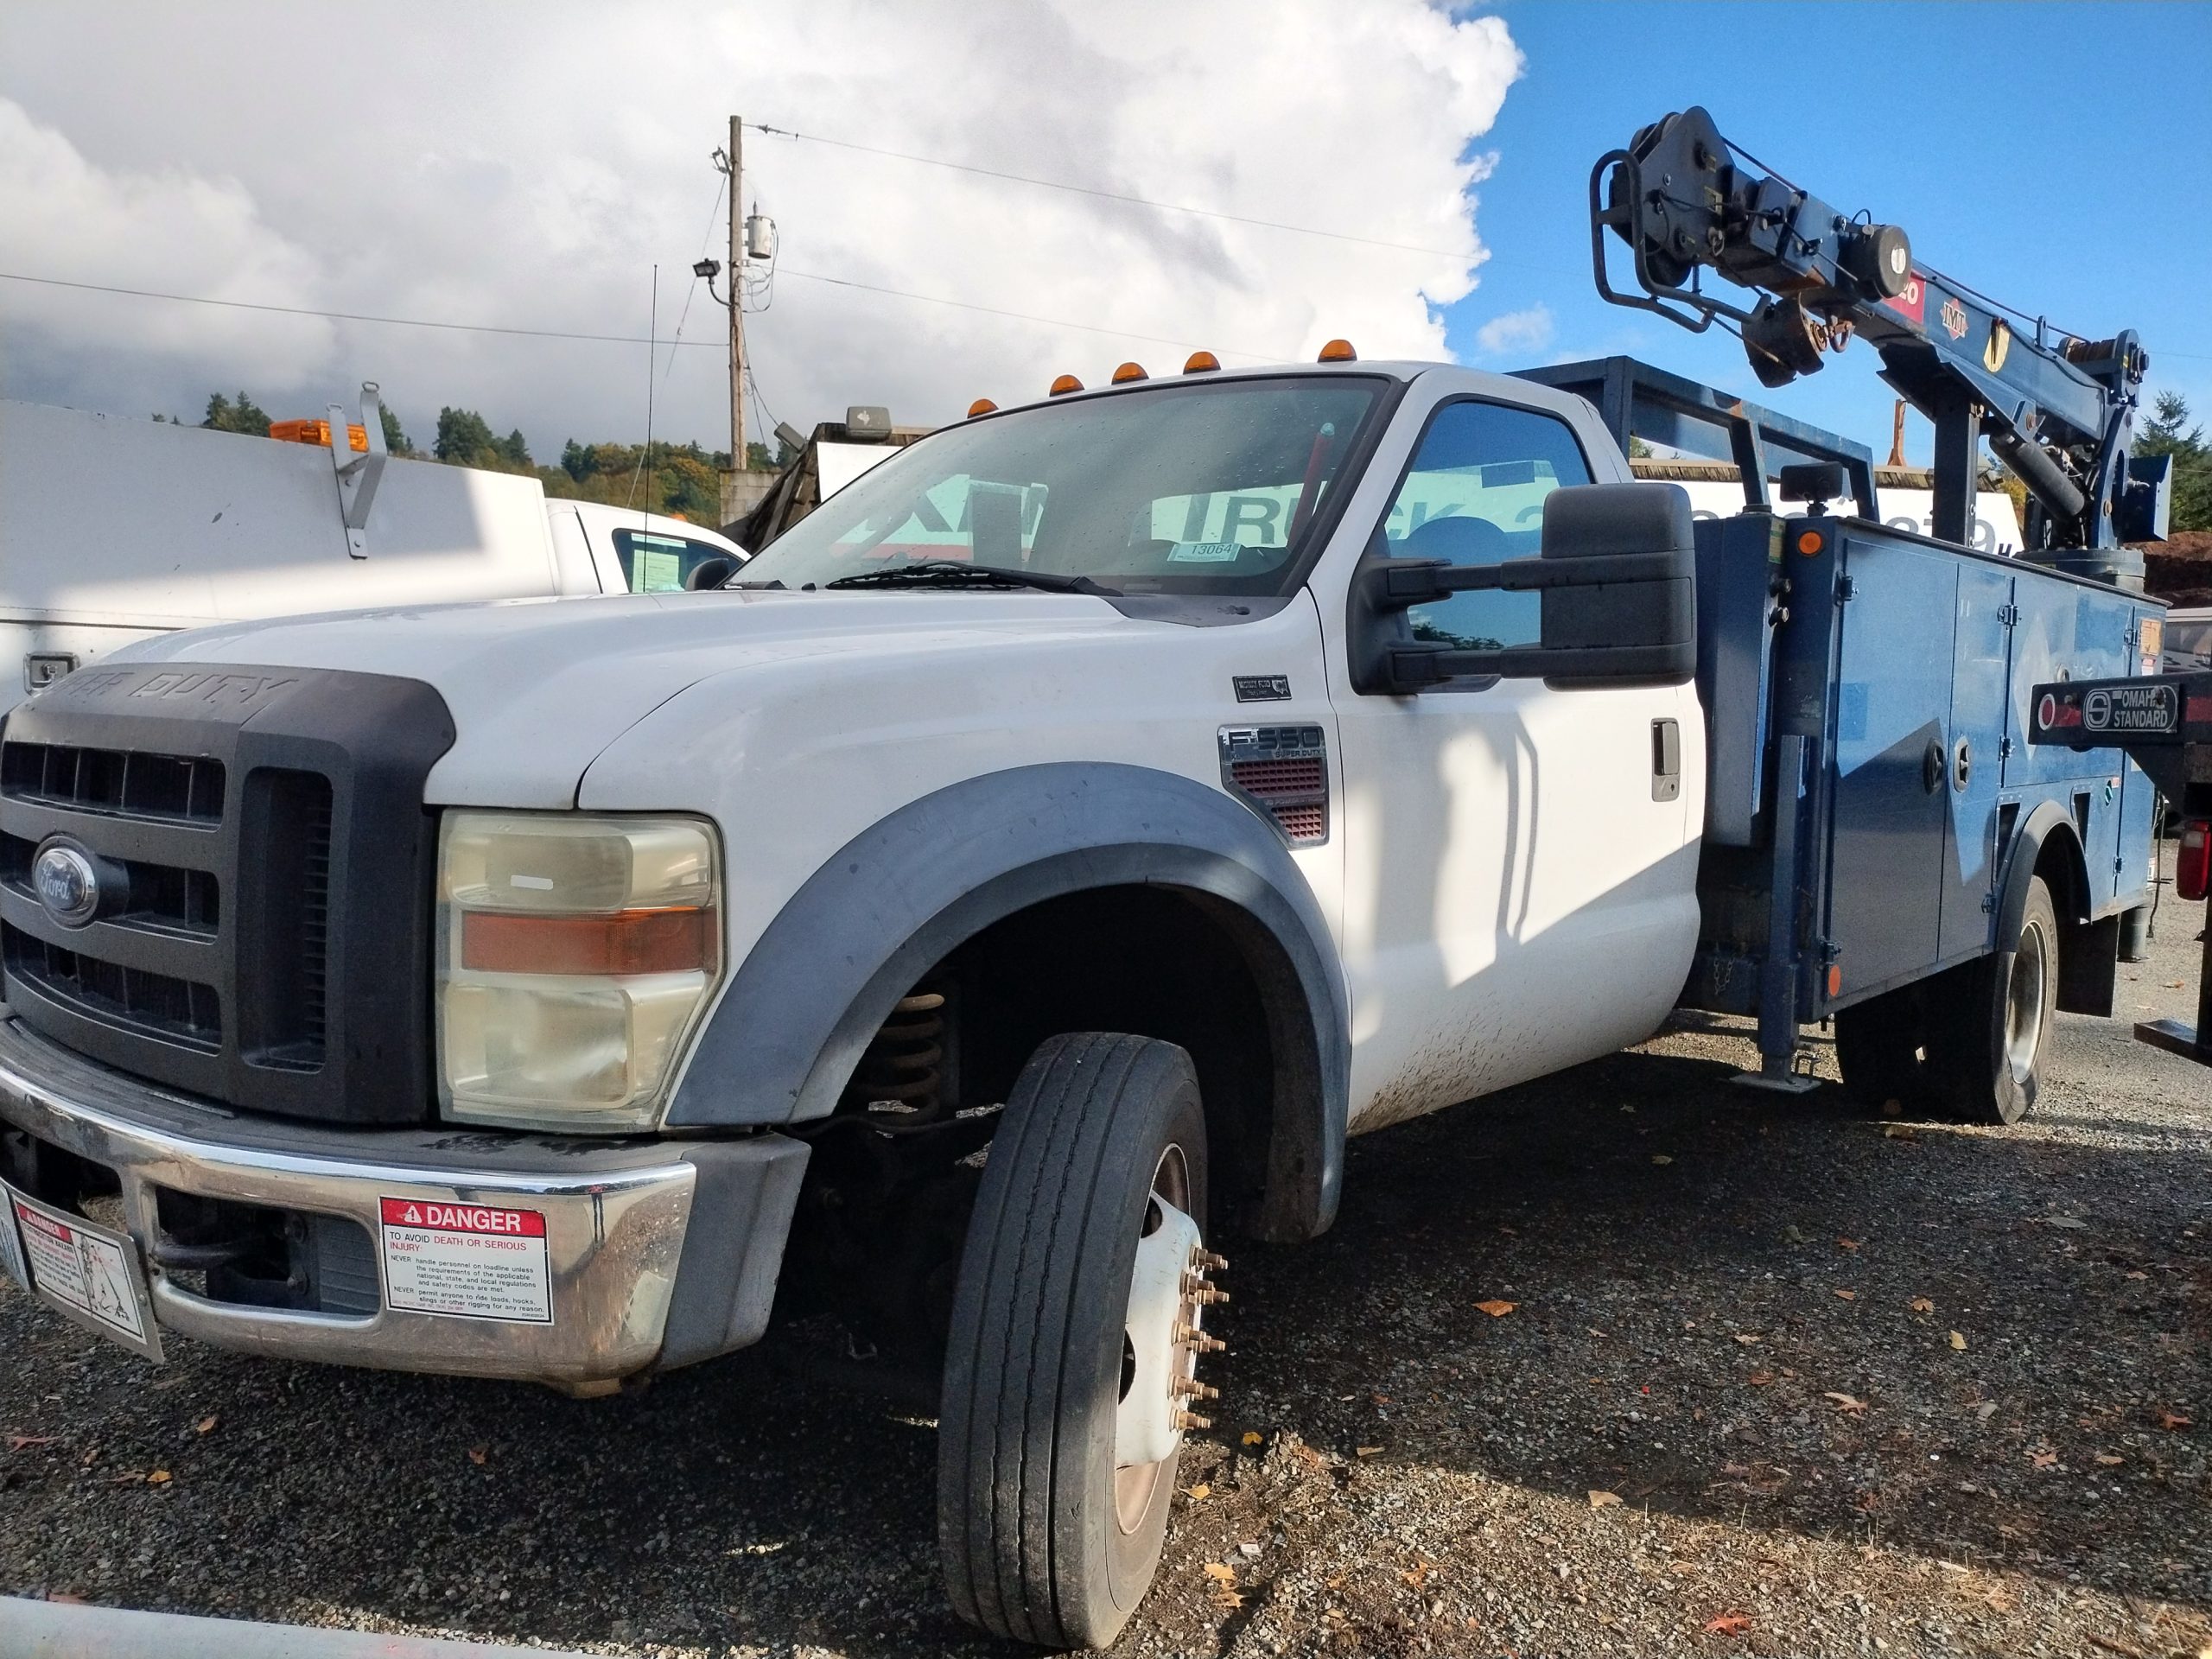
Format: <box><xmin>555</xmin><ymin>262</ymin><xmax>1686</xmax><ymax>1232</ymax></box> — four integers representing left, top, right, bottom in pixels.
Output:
<box><xmin>967</xmin><ymin>397</ymin><xmax>997</xmax><ymax>417</ymax></box>
<box><xmin>1110</xmin><ymin>361</ymin><xmax>1147</xmax><ymax>384</ymax></box>
<box><xmin>1048</xmin><ymin>373</ymin><xmax>1084</xmax><ymax>397</ymax></box>
<box><xmin>1317</xmin><ymin>339</ymin><xmax>1357</xmax><ymax>362</ymax></box>
<box><xmin>461</xmin><ymin>908</ymin><xmax>715</xmax><ymax>976</ymax></box>
<box><xmin>1796</xmin><ymin>530</ymin><xmax>1825</xmax><ymax>556</ymax></box>
<box><xmin>1183</xmin><ymin>351</ymin><xmax>1221</xmax><ymax>373</ymax></box>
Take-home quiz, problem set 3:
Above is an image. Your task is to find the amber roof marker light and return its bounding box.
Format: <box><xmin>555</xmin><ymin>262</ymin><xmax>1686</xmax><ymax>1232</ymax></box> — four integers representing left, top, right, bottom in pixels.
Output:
<box><xmin>967</xmin><ymin>398</ymin><xmax>998</xmax><ymax>417</ymax></box>
<box><xmin>1048</xmin><ymin>373</ymin><xmax>1084</xmax><ymax>397</ymax></box>
<box><xmin>1318</xmin><ymin>339</ymin><xmax>1357</xmax><ymax>362</ymax></box>
<box><xmin>1183</xmin><ymin>351</ymin><xmax>1221</xmax><ymax>374</ymax></box>
<box><xmin>1110</xmin><ymin>361</ymin><xmax>1148</xmax><ymax>384</ymax></box>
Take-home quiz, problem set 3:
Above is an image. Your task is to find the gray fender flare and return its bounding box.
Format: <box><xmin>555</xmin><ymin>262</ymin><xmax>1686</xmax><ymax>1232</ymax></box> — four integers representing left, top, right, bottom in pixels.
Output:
<box><xmin>667</xmin><ymin>762</ymin><xmax>1350</xmax><ymax>1240</ymax></box>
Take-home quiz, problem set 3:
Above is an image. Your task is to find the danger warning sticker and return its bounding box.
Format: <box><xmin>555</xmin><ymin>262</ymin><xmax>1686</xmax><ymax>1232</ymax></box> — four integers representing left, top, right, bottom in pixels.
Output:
<box><xmin>10</xmin><ymin>1192</ymin><xmax>155</xmax><ymax>1351</ymax></box>
<box><xmin>378</xmin><ymin>1198</ymin><xmax>552</xmax><ymax>1324</ymax></box>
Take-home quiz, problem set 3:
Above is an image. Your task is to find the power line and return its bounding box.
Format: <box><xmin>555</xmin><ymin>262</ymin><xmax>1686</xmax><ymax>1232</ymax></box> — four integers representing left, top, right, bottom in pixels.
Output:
<box><xmin>0</xmin><ymin>267</ymin><xmax>1289</xmax><ymax>364</ymax></box>
<box><xmin>747</xmin><ymin>120</ymin><xmax>1488</xmax><ymax>264</ymax></box>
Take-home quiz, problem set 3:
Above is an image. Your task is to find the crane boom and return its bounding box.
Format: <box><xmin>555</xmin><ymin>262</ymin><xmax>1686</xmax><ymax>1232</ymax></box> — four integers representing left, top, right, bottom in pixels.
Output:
<box><xmin>1591</xmin><ymin>107</ymin><xmax>2170</xmax><ymax>567</ymax></box>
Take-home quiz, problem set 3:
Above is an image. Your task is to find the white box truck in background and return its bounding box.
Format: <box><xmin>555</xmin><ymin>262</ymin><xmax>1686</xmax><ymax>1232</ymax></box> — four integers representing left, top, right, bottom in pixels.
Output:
<box><xmin>0</xmin><ymin>392</ymin><xmax>747</xmax><ymax>710</ymax></box>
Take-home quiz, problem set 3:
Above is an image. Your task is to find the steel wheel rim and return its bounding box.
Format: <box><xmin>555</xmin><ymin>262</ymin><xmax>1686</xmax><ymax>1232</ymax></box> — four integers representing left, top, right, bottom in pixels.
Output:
<box><xmin>2004</xmin><ymin>917</ymin><xmax>2049</xmax><ymax>1082</ymax></box>
<box><xmin>1114</xmin><ymin>1141</ymin><xmax>1192</xmax><ymax>1534</ymax></box>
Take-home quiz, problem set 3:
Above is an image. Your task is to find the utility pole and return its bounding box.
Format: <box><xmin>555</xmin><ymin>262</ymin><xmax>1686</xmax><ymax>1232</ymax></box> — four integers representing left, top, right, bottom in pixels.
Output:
<box><xmin>723</xmin><ymin>114</ymin><xmax>746</xmax><ymax>472</ymax></box>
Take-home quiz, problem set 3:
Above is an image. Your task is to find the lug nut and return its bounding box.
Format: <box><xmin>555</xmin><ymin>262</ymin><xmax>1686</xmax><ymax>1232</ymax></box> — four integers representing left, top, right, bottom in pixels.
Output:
<box><xmin>1194</xmin><ymin>1249</ymin><xmax>1229</xmax><ymax>1272</ymax></box>
<box><xmin>1191</xmin><ymin>1285</ymin><xmax>1229</xmax><ymax>1306</ymax></box>
<box><xmin>1176</xmin><ymin>1324</ymin><xmax>1226</xmax><ymax>1353</ymax></box>
<box><xmin>1173</xmin><ymin>1376</ymin><xmax>1219</xmax><ymax>1402</ymax></box>
<box><xmin>1174</xmin><ymin>1409</ymin><xmax>1213</xmax><ymax>1432</ymax></box>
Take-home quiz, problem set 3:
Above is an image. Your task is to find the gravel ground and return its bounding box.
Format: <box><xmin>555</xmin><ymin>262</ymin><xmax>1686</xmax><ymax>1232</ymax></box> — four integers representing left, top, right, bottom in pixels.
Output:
<box><xmin>3</xmin><ymin>868</ymin><xmax>2206</xmax><ymax>1659</ymax></box>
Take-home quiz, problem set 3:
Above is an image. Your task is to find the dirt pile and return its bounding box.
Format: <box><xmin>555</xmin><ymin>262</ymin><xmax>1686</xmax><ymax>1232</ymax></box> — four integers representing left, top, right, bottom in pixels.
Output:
<box><xmin>2139</xmin><ymin>529</ymin><xmax>2212</xmax><ymax>607</ymax></box>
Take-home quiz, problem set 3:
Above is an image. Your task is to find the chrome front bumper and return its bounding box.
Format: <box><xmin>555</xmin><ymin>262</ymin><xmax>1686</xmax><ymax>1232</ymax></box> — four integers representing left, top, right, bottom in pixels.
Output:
<box><xmin>0</xmin><ymin>1017</ymin><xmax>807</xmax><ymax>1393</ymax></box>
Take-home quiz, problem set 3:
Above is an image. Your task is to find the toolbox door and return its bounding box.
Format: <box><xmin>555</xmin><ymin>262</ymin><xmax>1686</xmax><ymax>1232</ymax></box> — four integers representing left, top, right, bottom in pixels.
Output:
<box><xmin>1827</xmin><ymin>538</ymin><xmax>1958</xmax><ymax>995</ymax></box>
<box><xmin>1940</xmin><ymin>566</ymin><xmax>2014</xmax><ymax>959</ymax></box>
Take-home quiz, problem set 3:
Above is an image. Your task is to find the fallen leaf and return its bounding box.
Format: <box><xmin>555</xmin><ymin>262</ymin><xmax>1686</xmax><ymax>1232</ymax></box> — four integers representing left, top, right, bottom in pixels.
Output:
<box><xmin>1704</xmin><ymin>1611</ymin><xmax>1754</xmax><ymax>1636</ymax></box>
<box><xmin>1203</xmin><ymin>1562</ymin><xmax>1238</xmax><ymax>1584</ymax></box>
<box><xmin>1838</xmin><ymin>1237</ymin><xmax>1861</xmax><ymax>1251</ymax></box>
<box><xmin>1975</xmin><ymin>1402</ymin><xmax>1999</xmax><ymax>1422</ymax></box>
<box><xmin>2086</xmin><ymin>1635</ymin><xmax>2146</xmax><ymax>1658</ymax></box>
<box><xmin>194</xmin><ymin>1415</ymin><xmax>218</xmax><ymax>1436</ymax></box>
<box><xmin>1588</xmin><ymin>1489</ymin><xmax>1623</xmax><ymax>1510</ymax></box>
<box><xmin>5</xmin><ymin>1434</ymin><xmax>54</xmax><ymax>1452</ymax></box>
<box><xmin>1356</xmin><ymin>1445</ymin><xmax>1384</xmax><ymax>1457</ymax></box>
<box><xmin>1733</xmin><ymin>1333</ymin><xmax>1762</xmax><ymax>1345</ymax></box>
<box><xmin>1290</xmin><ymin>1441</ymin><xmax>1324</xmax><ymax>1469</ymax></box>
<box><xmin>1834</xmin><ymin>1288</ymin><xmax>1857</xmax><ymax>1301</ymax></box>
<box><xmin>1910</xmin><ymin>1297</ymin><xmax>1936</xmax><ymax>1313</ymax></box>
<box><xmin>2124</xmin><ymin>1270</ymin><xmax>2148</xmax><ymax>1281</ymax></box>
<box><xmin>1402</xmin><ymin>1560</ymin><xmax>1433</xmax><ymax>1588</ymax></box>
<box><xmin>1824</xmin><ymin>1392</ymin><xmax>1869</xmax><ymax>1414</ymax></box>
<box><xmin>1474</xmin><ymin>1300</ymin><xmax>1516</xmax><ymax>1318</ymax></box>
<box><xmin>1746</xmin><ymin>1371</ymin><xmax>1775</xmax><ymax>1387</ymax></box>
<box><xmin>467</xmin><ymin>1445</ymin><xmax>488</xmax><ymax>1466</ymax></box>
<box><xmin>1881</xmin><ymin>1124</ymin><xmax>1916</xmax><ymax>1140</ymax></box>
<box><xmin>145</xmin><ymin>1470</ymin><xmax>172</xmax><ymax>1487</ymax></box>
<box><xmin>1181</xmin><ymin>1483</ymin><xmax>1211</xmax><ymax>1502</ymax></box>
<box><xmin>2158</xmin><ymin>1411</ymin><xmax>2193</xmax><ymax>1432</ymax></box>
<box><xmin>1948</xmin><ymin>1331</ymin><xmax>1968</xmax><ymax>1351</ymax></box>
<box><xmin>2029</xmin><ymin>1448</ymin><xmax>2059</xmax><ymax>1469</ymax></box>
<box><xmin>1650</xmin><ymin>1154</ymin><xmax>1675</xmax><ymax>1166</ymax></box>
<box><xmin>2166</xmin><ymin>981</ymin><xmax>2187</xmax><ymax>990</ymax></box>
<box><xmin>2044</xmin><ymin>1216</ymin><xmax>2088</xmax><ymax>1230</ymax></box>
<box><xmin>1241</xmin><ymin>1431</ymin><xmax>1264</xmax><ymax>1446</ymax></box>
<box><xmin>2094</xmin><ymin>1453</ymin><xmax>2125</xmax><ymax>1467</ymax></box>
<box><xmin>79</xmin><ymin>1446</ymin><xmax>99</xmax><ymax>1466</ymax></box>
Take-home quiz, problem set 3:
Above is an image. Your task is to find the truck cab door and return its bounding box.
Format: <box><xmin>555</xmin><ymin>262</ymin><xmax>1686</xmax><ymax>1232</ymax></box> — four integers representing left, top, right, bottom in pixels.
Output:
<box><xmin>1315</xmin><ymin>380</ymin><xmax>1704</xmax><ymax>1132</ymax></box>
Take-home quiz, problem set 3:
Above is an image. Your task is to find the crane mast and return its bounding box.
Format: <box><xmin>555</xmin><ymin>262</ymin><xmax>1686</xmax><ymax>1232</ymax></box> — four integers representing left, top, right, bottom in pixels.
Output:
<box><xmin>1591</xmin><ymin>107</ymin><xmax>2170</xmax><ymax>574</ymax></box>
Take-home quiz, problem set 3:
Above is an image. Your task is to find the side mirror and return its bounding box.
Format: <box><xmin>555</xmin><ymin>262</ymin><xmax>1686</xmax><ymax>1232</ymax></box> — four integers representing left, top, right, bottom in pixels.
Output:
<box><xmin>684</xmin><ymin>556</ymin><xmax>737</xmax><ymax>591</ymax></box>
<box><xmin>1348</xmin><ymin>481</ymin><xmax>1697</xmax><ymax>694</ymax></box>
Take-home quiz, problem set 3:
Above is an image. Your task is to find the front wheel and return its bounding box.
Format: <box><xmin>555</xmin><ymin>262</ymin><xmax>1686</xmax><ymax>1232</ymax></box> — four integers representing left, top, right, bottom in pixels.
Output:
<box><xmin>938</xmin><ymin>1033</ymin><xmax>1221</xmax><ymax>1649</ymax></box>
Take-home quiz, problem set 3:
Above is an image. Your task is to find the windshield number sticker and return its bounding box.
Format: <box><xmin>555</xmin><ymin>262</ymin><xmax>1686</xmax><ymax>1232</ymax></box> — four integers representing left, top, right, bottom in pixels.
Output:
<box><xmin>1166</xmin><ymin>542</ymin><xmax>1244</xmax><ymax>563</ymax></box>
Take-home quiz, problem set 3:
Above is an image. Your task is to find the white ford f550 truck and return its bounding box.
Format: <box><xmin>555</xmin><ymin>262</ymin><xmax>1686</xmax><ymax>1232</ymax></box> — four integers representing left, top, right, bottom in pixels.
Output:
<box><xmin>0</xmin><ymin>346</ymin><xmax>2159</xmax><ymax>1646</ymax></box>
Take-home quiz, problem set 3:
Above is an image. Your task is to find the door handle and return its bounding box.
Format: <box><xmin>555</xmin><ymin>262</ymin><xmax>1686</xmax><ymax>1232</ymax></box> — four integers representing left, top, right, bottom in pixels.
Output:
<box><xmin>1651</xmin><ymin>718</ymin><xmax>1681</xmax><ymax>802</ymax></box>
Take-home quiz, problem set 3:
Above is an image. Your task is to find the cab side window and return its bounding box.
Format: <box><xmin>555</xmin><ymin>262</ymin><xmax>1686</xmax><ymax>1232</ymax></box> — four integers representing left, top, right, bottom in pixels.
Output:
<box><xmin>613</xmin><ymin>530</ymin><xmax>739</xmax><ymax>593</ymax></box>
<box><xmin>1379</xmin><ymin>401</ymin><xmax>1592</xmax><ymax>658</ymax></box>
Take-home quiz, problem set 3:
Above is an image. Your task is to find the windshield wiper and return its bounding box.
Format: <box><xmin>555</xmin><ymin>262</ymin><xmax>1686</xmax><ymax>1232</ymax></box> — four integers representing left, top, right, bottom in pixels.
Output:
<box><xmin>823</xmin><ymin>560</ymin><xmax>1119</xmax><ymax>597</ymax></box>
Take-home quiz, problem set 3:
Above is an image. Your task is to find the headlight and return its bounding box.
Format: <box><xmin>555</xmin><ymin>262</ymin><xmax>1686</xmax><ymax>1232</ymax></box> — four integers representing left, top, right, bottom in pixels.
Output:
<box><xmin>436</xmin><ymin>810</ymin><xmax>721</xmax><ymax>1131</ymax></box>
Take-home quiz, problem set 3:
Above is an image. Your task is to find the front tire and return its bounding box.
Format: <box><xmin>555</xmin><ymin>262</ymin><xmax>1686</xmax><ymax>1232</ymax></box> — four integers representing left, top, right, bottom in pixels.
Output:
<box><xmin>938</xmin><ymin>1033</ymin><xmax>1216</xmax><ymax>1649</ymax></box>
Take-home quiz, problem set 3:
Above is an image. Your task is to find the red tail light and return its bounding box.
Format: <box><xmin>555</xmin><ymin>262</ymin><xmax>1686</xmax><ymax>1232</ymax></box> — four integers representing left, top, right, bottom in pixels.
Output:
<box><xmin>2180</xmin><ymin>821</ymin><xmax>2211</xmax><ymax>904</ymax></box>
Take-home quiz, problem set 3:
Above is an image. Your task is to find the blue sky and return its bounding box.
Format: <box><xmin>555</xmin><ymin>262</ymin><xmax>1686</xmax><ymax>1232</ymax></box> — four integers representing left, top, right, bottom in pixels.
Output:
<box><xmin>1446</xmin><ymin>0</ymin><xmax>2212</xmax><ymax>466</ymax></box>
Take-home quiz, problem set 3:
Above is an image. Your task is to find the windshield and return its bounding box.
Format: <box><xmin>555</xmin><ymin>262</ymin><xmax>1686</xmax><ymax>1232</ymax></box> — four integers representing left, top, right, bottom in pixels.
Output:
<box><xmin>2166</xmin><ymin>615</ymin><xmax>2212</xmax><ymax>669</ymax></box>
<box><xmin>738</xmin><ymin>376</ymin><xmax>1386</xmax><ymax>596</ymax></box>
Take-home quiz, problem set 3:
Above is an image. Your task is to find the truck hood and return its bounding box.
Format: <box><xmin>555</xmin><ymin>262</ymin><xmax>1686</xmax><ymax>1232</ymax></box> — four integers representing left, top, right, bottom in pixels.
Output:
<box><xmin>119</xmin><ymin>589</ymin><xmax>1131</xmax><ymax>807</ymax></box>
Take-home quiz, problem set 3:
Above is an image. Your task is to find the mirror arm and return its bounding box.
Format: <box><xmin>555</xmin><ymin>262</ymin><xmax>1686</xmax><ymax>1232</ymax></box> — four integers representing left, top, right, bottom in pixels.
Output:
<box><xmin>1392</xmin><ymin>639</ymin><xmax>1697</xmax><ymax>685</ymax></box>
<box><xmin>1365</xmin><ymin>550</ymin><xmax>1689</xmax><ymax>612</ymax></box>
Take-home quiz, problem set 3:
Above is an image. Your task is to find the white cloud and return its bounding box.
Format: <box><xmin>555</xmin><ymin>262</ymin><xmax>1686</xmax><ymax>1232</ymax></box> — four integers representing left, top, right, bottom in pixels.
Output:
<box><xmin>1473</xmin><ymin>302</ymin><xmax>1554</xmax><ymax>357</ymax></box>
<box><xmin>0</xmin><ymin>3</ymin><xmax>1522</xmax><ymax>465</ymax></box>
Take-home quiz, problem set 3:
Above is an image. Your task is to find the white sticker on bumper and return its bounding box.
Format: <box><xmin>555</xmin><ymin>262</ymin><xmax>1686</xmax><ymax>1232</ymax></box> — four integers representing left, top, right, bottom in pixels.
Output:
<box><xmin>8</xmin><ymin>1187</ymin><xmax>162</xmax><ymax>1359</ymax></box>
<box><xmin>0</xmin><ymin>1195</ymin><xmax>27</xmax><ymax>1292</ymax></box>
<box><xmin>378</xmin><ymin>1198</ymin><xmax>552</xmax><ymax>1324</ymax></box>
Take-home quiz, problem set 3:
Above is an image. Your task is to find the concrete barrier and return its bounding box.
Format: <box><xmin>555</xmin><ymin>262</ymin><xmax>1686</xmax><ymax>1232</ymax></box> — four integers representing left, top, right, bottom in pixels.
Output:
<box><xmin>0</xmin><ymin>1597</ymin><xmax>599</xmax><ymax>1658</ymax></box>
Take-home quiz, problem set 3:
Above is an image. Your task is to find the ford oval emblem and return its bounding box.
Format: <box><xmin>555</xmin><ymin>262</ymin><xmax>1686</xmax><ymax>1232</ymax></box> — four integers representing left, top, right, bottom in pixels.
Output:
<box><xmin>30</xmin><ymin>840</ymin><xmax>103</xmax><ymax>929</ymax></box>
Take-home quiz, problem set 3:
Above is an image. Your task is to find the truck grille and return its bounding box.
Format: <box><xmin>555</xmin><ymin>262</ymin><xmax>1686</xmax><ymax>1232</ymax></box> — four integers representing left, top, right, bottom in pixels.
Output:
<box><xmin>0</xmin><ymin>741</ymin><xmax>225</xmax><ymax>823</ymax></box>
<box><xmin>0</xmin><ymin>664</ymin><xmax>454</xmax><ymax>1124</ymax></box>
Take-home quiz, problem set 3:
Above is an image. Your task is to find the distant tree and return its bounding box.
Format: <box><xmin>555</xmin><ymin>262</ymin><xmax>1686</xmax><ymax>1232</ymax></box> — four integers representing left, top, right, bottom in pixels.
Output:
<box><xmin>2138</xmin><ymin>391</ymin><xmax>2212</xmax><ymax>533</ymax></box>
<box><xmin>201</xmin><ymin>391</ymin><xmax>270</xmax><ymax>434</ymax></box>
<box><xmin>497</xmin><ymin>428</ymin><xmax>531</xmax><ymax>469</ymax></box>
<box><xmin>433</xmin><ymin>406</ymin><xmax>499</xmax><ymax>467</ymax></box>
<box><xmin>379</xmin><ymin>404</ymin><xmax>414</xmax><ymax>456</ymax></box>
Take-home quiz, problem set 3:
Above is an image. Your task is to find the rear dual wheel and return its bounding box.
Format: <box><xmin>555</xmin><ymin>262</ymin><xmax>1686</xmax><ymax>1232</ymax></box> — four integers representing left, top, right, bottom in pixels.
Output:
<box><xmin>938</xmin><ymin>1033</ymin><xmax>1222</xmax><ymax>1649</ymax></box>
<box><xmin>1834</xmin><ymin>875</ymin><xmax>2057</xmax><ymax>1127</ymax></box>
